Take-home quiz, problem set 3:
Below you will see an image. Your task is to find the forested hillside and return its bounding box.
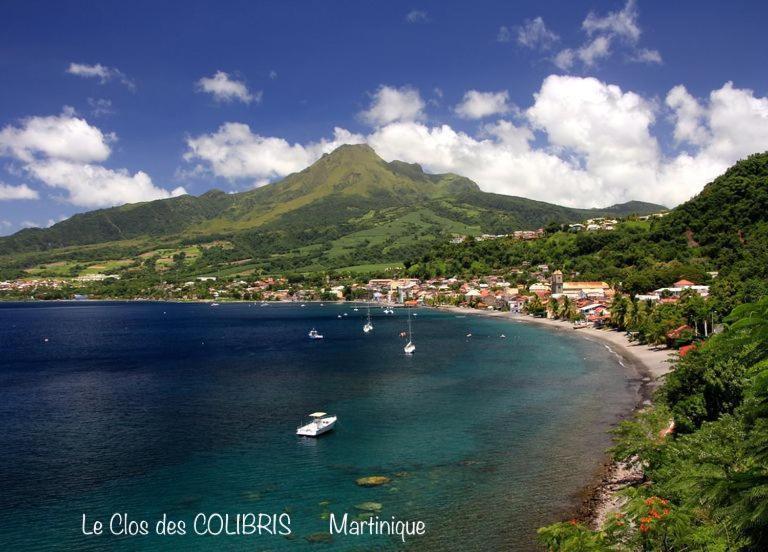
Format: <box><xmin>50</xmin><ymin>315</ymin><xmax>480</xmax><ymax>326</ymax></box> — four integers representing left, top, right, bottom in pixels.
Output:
<box><xmin>405</xmin><ymin>152</ymin><xmax>768</xmax><ymax>308</ymax></box>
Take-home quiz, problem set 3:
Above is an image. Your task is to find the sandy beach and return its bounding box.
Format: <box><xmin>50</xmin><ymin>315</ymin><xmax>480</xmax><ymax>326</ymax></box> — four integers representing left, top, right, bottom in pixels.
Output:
<box><xmin>434</xmin><ymin>305</ymin><xmax>676</xmax><ymax>527</ymax></box>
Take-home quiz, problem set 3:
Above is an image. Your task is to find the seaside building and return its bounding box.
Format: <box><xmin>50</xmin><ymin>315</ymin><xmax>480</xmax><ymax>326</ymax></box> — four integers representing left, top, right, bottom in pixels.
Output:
<box><xmin>561</xmin><ymin>281</ymin><xmax>612</xmax><ymax>300</ymax></box>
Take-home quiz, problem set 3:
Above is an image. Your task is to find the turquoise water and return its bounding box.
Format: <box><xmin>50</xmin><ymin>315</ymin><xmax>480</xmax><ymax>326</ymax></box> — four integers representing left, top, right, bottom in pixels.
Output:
<box><xmin>0</xmin><ymin>302</ymin><xmax>638</xmax><ymax>550</ymax></box>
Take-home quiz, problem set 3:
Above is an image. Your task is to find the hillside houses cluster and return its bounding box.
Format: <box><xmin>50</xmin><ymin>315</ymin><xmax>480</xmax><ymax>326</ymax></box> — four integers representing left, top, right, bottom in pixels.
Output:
<box><xmin>450</xmin><ymin>228</ymin><xmax>545</xmax><ymax>244</ymax></box>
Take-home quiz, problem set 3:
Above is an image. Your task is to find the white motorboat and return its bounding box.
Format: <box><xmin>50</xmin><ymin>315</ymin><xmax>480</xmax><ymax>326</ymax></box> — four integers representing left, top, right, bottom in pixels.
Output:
<box><xmin>210</xmin><ymin>302</ymin><xmax>220</xmax><ymax>307</ymax></box>
<box><xmin>308</xmin><ymin>328</ymin><xmax>324</xmax><ymax>339</ymax></box>
<box><xmin>403</xmin><ymin>308</ymin><xmax>415</xmax><ymax>355</ymax></box>
<box><xmin>296</xmin><ymin>412</ymin><xmax>337</xmax><ymax>437</ymax></box>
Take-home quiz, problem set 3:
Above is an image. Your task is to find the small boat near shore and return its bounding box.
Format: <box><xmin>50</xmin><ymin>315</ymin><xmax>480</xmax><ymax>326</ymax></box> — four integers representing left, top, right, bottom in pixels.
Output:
<box><xmin>296</xmin><ymin>412</ymin><xmax>337</xmax><ymax>437</ymax></box>
<box><xmin>308</xmin><ymin>328</ymin><xmax>324</xmax><ymax>339</ymax></box>
<box><xmin>363</xmin><ymin>302</ymin><xmax>374</xmax><ymax>333</ymax></box>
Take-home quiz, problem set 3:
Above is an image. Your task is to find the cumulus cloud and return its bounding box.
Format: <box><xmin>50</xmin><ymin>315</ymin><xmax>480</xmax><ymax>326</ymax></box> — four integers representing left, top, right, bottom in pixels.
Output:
<box><xmin>516</xmin><ymin>17</ymin><xmax>559</xmax><ymax>50</ymax></box>
<box><xmin>0</xmin><ymin>110</ymin><xmax>185</xmax><ymax>207</ymax></box>
<box><xmin>26</xmin><ymin>160</ymin><xmax>185</xmax><ymax>208</ymax></box>
<box><xmin>66</xmin><ymin>62</ymin><xmax>135</xmax><ymax>89</ymax></box>
<box><xmin>184</xmin><ymin>124</ymin><xmax>364</xmax><ymax>182</ymax></box>
<box><xmin>0</xmin><ymin>108</ymin><xmax>113</xmax><ymax>163</ymax></box>
<box><xmin>696</xmin><ymin>82</ymin><xmax>768</xmax><ymax>160</ymax></box>
<box><xmin>184</xmin><ymin>78</ymin><xmax>768</xmax><ymax>208</ymax></box>
<box><xmin>666</xmin><ymin>85</ymin><xmax>709</xmax><ymax>146</ymax></box>
<box><xmin>405</xmin><ymin>10</ymin><xmax>428</xmax><ymax>23</ymax></box>
<box><xmin>359</xmin><ymin>85</ymin><xmax>425</xmax><ymax>127</ymax></box>
<box><xmin>454</xmin><ymin>90</ymin><xmax>513</xmax><ymax>119</ymax></box>
<box><xmin>197</xmin><ymin>71</ymin><xmax>260</xmax><ymax>104</ymax></box>
<box><xmin>0</xmin><ymin>182</ymin><xmax>39</xmax><ymax>200</ymax></box>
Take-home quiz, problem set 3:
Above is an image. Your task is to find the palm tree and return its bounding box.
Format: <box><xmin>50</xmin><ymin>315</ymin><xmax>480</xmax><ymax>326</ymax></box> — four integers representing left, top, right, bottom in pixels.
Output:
<box><xmin>725</xmin><ymin>296</ymin><xmax>768</xmax><ymax>364</ymax></box>
<box><xmin>548</xmin><ymin>297</ymin><xmax>560</xmax><ymax>319</ymax></box>
<box><xmin>611</xmin><ymin>294</ymin><xmax>629</xmax><ymax>329</ymax></box>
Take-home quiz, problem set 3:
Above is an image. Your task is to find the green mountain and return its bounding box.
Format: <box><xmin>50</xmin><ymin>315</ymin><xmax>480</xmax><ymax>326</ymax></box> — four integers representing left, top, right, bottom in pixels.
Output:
<box><xmin>0</xmin><ymin>144</ymin><xmax>665</xmax><ymax>278</ymax></box>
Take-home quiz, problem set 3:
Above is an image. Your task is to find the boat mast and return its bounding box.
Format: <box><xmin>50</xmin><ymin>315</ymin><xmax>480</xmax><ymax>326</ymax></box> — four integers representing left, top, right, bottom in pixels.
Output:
<box><xmin>407</xmin><ymin>307</ymin><xmax>413</xmax><ymax>340</ymax></box>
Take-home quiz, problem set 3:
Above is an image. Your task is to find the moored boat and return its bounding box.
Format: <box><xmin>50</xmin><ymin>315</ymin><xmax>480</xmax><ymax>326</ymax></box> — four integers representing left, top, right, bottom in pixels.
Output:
<box><xmin>296</xmin><ymin>412</ymin><xmax>337</xmax><ymax>437</ymax></box>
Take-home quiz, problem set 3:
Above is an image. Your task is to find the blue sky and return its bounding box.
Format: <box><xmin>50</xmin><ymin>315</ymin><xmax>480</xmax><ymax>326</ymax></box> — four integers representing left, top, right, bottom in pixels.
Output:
<box><xmin>1</xmin><ymin>0</ymin><xmax>768</xmax><ymax>235</ymax></box>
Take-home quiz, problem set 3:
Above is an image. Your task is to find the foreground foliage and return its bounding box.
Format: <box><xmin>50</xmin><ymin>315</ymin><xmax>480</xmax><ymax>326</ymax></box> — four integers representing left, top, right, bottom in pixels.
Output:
<box><xmin>539</xmin><ymin>296</ymin><xmax>768</xmax><ymax>550</ymax></box>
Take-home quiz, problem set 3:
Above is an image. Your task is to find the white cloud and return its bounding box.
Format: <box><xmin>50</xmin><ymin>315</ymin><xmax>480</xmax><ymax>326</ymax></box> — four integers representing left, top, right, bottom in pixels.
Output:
<box><xmin>633</xmin><ymin>48</ymin><xmax>662</xmax><ymax>64</ymax></box>
<box><xmin>26</xmin><ymin>160</ymin><xmax>185</xmax><ymax>208</ymax></box>
<box><xmin>405</xmin><ymin>10</ymin><xmax>428</xmax><ymax>23</ymax></box>
<box><xmin>0</xmin><ymin>182</ymin><xmax>39</xmax><ymax>200</ymax></box>
<box><xmin>359</xmin><ymin>85</ymin><xmax>425</xmax><ymax>127</ymax></box>
<box><xmin>666</xmin><ymin>85</ymin><xmax>709</xmax><ymax>146</ymax></box>
<box><xmin>197</xmin><ymin>71</ymin><xmax>260</xmax><ymax>104</ymax></box>
<box><xmin>184</xmin><ymin>78</ymin><xmax>768</xmax><ymax>208</ymax></box>
<box><xmin>184</xmin><ymin>123</ymin><xmax>365</xmax><ymax>182</ymax></box>
<box><xmin>88</xmin><ymin>98</ymin><xmax>114</xmax><ymax>117</ymax></box>
<box><xmin>554</xmin><ymin>0</ymin><xmax>659</xmax><ymax>70</ymax></box>
<box><xmin>21</xmin><ymin>220</ymin><xmax>39</xmax><ymax>228</ymax></box>
<box><xmin>554</xmin><ymin>37</ymin><xmax>612</xmax><ymax>70</ymax></box>
<box><xmin>66</xmin><ymin>62</ymin><xmax>135</xmax><ymax>89</ymax></box>
<box><xmin>517</xmin><ymin>17</ymin><xmax>559</xmax><ymax>50</ymax></box>
<box><xmin>700</xmin><ymin>82</ymin><xmax>768</xmax><ymax>160</ymax></box>
<box><xmin>578</xmin><ymin>36</ymin><xmax>612</xmax><ymax>66</ymax></box>
<box><xmin>553</xmin><ymin>49</ymin><xmax>575</xmax><ymax>70</ymax></box>
<box><xmin>269</xmin><ymin>70</ymin><xmax>278</xmax><ymax>80</ymax></box>
<box><xmin>497</xmin><ymin>26</ymin><xmax>512</xmax><ymax>43</ymax></box>
<box><xmin>0</xmin><ymin>110</ymin><xmax>185</xmax><ymax>207</ymax></box>
<box><xmin>454</xmin><ymin>90</ymin><xmax>513</xmax><ymax>119</ymax></box>
<box><xmin>583</xmin><ymin>0</ymin><xmax>640</xmax><ymax>43</ymax></box>
<box><xmin>0</xmin><ymin>108</ymin><xmax>113</xmax><ymax>163</ymax></box>
<box><xmin>527</xmin><ymin>75</ymin><xmax>659</xmax><ymax>201</ymax></box>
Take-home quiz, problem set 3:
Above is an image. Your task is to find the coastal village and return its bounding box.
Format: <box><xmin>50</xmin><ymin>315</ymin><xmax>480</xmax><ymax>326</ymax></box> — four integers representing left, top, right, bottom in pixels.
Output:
<box><xmin>0</xmin><ymin>260</ymin><xmax>711</xmax><ymax>348</ymax></box>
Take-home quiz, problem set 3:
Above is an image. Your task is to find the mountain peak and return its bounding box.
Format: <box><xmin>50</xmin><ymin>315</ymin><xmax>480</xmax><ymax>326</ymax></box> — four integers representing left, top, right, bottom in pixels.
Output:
<box><xmin>320</xmin><ymin>143</ymin><xmax>379</xmax><ymax>163</ymax></box>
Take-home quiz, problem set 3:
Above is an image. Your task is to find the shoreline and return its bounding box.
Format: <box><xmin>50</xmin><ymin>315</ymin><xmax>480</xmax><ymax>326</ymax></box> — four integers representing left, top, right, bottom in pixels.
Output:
<box><xmin>433</xmin><ymin>305</ymin><xmax>674</xmax><ymax>527</ymax></box>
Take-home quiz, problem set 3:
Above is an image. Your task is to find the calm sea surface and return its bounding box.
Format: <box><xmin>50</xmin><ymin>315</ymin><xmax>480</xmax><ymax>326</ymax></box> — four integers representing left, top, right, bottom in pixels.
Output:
<box><xmin>0</xmin><ymin>302</ymin><xmax>638</xmax><ymax>550</ymax></box>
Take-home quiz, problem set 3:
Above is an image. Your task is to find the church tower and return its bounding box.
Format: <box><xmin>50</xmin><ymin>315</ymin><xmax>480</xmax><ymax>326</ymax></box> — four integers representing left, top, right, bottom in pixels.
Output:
<box><xmin>551</xmin><ymin>269</ymin><xmax>563</xmax><ymax>295</ymax></box>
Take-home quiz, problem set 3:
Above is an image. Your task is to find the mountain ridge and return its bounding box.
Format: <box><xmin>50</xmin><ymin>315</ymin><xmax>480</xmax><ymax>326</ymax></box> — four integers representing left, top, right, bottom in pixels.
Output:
<box><xmin>0</xmin><ymin>144</ymin><xmax>666</xmax><ymax>276</ymax></box>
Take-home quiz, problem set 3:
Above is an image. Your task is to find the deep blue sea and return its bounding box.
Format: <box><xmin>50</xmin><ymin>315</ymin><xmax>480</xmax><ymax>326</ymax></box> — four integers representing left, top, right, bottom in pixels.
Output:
<box><xmin>0</xmin><ymin>302</ymin><xmax>639</xmax><ymax>550</ymax></box>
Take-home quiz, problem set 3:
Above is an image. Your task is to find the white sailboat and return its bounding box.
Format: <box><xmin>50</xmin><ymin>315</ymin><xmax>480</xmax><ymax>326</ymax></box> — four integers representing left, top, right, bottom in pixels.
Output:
<box><xmin>403</xmin><ymin>308</ymin><xmax>415</xmax><ymax>355</ymax></box>
<box><xmin>308</xmin><ymin>328</ymin><xmax>324</xmax><ymax>339</ymax></box>
<box><xmin>296</xmin><ymin>412</ymin><xmax>337</xmax><ymax>437</ymax></box>
<box><xmin>363</xmin><ymin>302</ymin><xmax>373</xmax><ymax>333</ymax></box>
